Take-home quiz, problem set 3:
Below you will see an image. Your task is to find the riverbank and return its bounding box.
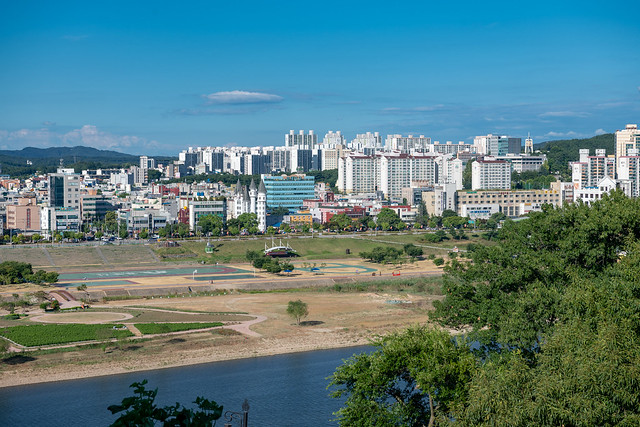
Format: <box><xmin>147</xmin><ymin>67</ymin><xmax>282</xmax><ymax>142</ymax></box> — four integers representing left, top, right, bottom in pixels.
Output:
<box><xmin>0</xmin><ymin>328</ymin><xmax>371</xmax><ymax>388</ymax></box>
<box><xmin>1</xmin><ymin>290</ymin><xmax>438</xmax><ymax>388</ymax></box>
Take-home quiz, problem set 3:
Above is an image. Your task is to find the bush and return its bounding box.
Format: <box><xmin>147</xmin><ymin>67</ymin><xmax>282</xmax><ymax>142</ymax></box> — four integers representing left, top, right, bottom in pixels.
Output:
<box><xmin>361</xmin><ymin>246</ymin><xmax>403</xmax><ymax>264</ymax></box>
<box><xmin>2</xmin><ymin>313</ymin><xmax>20</xmax><ymax>320</ymax></box>
<box><xmin>433</xmin><ymin>258</ymin><xmax>445</xmax><ymax>266</ymax></box>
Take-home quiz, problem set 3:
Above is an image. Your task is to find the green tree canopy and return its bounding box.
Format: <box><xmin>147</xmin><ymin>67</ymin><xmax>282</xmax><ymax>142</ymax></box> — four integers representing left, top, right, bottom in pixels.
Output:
<box><xmin>108</xmin><ymin>380</ymin><xmax>223</xmax><ymax>426</ymax></box>
<box><xmin>198</xmin><ymin>214</ymin><xmax>223</xmax><ymax>236</ymax></box>
<box><xmin>376</xmin><ymin>208</ymin><xmax>404</xmax><ymax>231</ymax></box>
<box><xmin>332</xmin><ymin>191</ymin><xmax>640</xmax><ymax>426</ymax></box>
<box><xmin>286</xmin><ymin>300</ymin><xmax>309</xmax><ymax>325</ymax></box>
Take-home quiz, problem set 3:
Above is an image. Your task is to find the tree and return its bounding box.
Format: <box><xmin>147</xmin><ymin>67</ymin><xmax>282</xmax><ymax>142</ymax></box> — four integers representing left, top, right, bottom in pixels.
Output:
<box><xmin>286</xmin><ymin>299</ymin><xmax>308</xmax><ymax>325</ymax></box>
<box><xmin>329</xmin><ymin>327</ymin><xmax>475</xmax><ymax>427</ymax></box>
<box><xmin>198</xmin><ymin>214</ymin><xmax>223</xmax><ymax>236</ymax></box>
<box><xmin>360</xmin><ymin>246</ymin><xmax>403</xmax><ymax>264</ymax></box>
<box><xmin>105</xmin><ymin>211</ymin><xmax>118</xmax><ymax>233</ymax></box>
<box><xmin>415</xmin><ymin>201</ymin><xmax>429</xmax><ymax>228</ymax></box>
<box><xmin>108</xmin><ymin>380</ymin><xmax>223</xmax><ymax>426</ymax></box>
<box><xmin>403</xmin><ymin>244</ymin><xmax>424</xmax><ymax>258</ymax></box>
<box><xmin>462</xmin><ymin>159</ymin><xmax>474</xmax><ymax>190</ymax></box>
<box><xmin>328</xmin><ymin>213</ymin><xmax>353</xmax><ymax>231</ymax></box>
<box><xmin>147</xmin><ymin>169</ymin><xmax>162</xmax><ymax>182</ymax></box>
<box><xmin>376</xmin><ymin>208</ymin><xmax>404</xmax><ymax>231</ymax></box>
<box><xmin>118</xmin><ymin>220</ymin><xmax>129</xmax><ymax>239</ymax></box>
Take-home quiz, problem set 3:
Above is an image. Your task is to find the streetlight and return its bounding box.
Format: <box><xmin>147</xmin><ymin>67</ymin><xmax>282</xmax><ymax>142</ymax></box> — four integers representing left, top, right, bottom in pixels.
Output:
<box><xmin>192</xmin><ymin>269</ymin><xmax>198</xmax><ymax>280</ymax></box>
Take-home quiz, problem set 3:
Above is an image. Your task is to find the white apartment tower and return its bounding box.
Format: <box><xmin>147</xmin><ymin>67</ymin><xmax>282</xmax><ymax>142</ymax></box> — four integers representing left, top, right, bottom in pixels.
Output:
<box><xmin>285</xmin><ymin>130</ymin><xmax>317</xmax><ymax>150</ymax></box>
<box><xmin>617</xmin><ymin>149</ymin><xmax>640</xmax><ymax>198</ymax></box>
<box><xmin>338</xmin><ymin>154</ymin><xmax>378</xmax><ymax>194</ymax></box>
<box><xmin>385</xmin><ymin>134</ymin><xmax>432</xmax><ymax>153</ymax></box>
<box><xmin>322</xmin><ymin>131</ymin><xmax>345</xmax><ymax>149</ymax></box>
<box><xmin>615</xmin><ymin>124</ymin><xmax>640</xmax><ymax>172</ymax></box>
<box><xmin>472</xmin><ymin>157</ymin><xmax>511</xmax><ymax>190</ymax></box>
<box><xmin>350</xmin><ymin>132</ymin><xmax>382</xmax><ymax>152</ymax></box>
<box><xmin>571</xmin><ymin>149</ymin><xmax>615</xmax><ymax>189</ymax></box>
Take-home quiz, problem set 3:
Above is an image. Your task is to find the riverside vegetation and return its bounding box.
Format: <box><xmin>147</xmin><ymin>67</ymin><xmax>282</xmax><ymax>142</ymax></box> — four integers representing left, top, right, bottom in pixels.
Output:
<box><xmin>329</xmin><ymin>190</ymin><xmax>640</xmax><ymax>426</ymax></box>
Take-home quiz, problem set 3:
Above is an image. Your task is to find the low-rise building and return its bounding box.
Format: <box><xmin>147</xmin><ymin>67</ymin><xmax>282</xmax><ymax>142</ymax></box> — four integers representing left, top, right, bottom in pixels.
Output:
<box><xmin>457</xmin><ymin>188</ymin><xmax>562</xmax><ymax>218</ymax></box>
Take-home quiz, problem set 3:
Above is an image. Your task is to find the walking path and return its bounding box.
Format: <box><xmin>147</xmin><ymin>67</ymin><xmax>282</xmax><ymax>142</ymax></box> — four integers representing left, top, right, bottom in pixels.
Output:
<box><xmin>41</xmin><ymin>247</ymin><xmax>56</xmax><ymax>266</ymax></box>
<box><xmin>94</xmin><ymin>246</ymin><xmax>114</xmax><ymax>268</ymax></box>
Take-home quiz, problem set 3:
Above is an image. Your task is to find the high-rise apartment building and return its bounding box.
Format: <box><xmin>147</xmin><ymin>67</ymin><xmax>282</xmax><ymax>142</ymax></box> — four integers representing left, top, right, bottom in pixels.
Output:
<box><xmin>350</xmin><ymin>132</ymin><xmax>382</xmax><ymax>152</ymax></box>
<box><xmin>471</xmin><ymin>157</ymin><xmax>511</xmax><ymax>190</ymax></box>
<box><xmin>617</xmin><ymin>149</ymin><xmax>640</xmax><ymax>198</ymax></box>
<box><xmin>571</xmin><ymin>149</ymin><xmax>615</xmax><ymax>189</ymax></box>
<box><xmin>285</xmin><ymin>130</ymin><xmax>317</xmax><ymax>150</ymax></box>
<box><xmin>322</xmin><ymin>131</ymin><xmax>345</xmax><ymax>148</ymax></box>
<box><xmin>385</xmin><ymin>134</ymin><xmax>432</xmax><ymax>153</ymax></box>
<box><xmin>615</xmin><ymin>124</ymin><xmax>640</xmax><ymax>171</ymax></box>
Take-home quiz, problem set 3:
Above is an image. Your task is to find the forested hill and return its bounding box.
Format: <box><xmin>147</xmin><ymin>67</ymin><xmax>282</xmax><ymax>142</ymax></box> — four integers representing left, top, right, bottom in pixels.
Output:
<box><xmin>0</xmin><ymin>146</ymin><xmax>175</xmax><ymax>177</ymax></box>
<box><xmin>0</xmin><ymin>146</ymin><xmax>138</xmax><ymax>161</ymax></box>
<box><xmin>534</xmin><ymin>133</ymin><xmax>614</xmax><ymax>175</ymax></box>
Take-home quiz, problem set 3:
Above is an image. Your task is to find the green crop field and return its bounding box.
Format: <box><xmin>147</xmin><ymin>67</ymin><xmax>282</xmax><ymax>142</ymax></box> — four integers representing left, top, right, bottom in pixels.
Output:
<box><xmin>134</xmin><ymin>322</ymin><xmax>223</xmax><ymax>335</ymax></box>
<box><xmin>0</xmin><ymin>324</ymin><xmax>133</xmax><ymax>346</ymax></box>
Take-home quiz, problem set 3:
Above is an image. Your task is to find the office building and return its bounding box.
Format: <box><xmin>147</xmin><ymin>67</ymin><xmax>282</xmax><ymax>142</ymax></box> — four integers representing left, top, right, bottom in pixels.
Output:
<box><xmin>457</xmin><ymin>188</ymin><xmax>562</xmax><ymax>218</ymax></box>
<box><xmin>262</xmin><ymin>174</ymin><xmax>315</xmax><ymax>211</ymax></box>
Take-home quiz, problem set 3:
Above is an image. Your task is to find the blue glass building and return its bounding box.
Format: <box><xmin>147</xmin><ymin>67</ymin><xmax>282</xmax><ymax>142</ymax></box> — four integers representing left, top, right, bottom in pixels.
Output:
<box><xmin>262</xmin><ymin>174</ymin><xmax>315</xmax><ymax>211</ymax></box>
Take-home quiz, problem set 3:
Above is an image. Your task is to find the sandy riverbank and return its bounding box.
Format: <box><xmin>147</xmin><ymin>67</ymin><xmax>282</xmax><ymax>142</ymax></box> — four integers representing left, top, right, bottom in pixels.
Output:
<box><xmin>0</xmin><ymin>329</ymin><xmax>371</xmax><ymax>388</ymax></box>
<box><xmin>0</xmin><ymin>290</ymin><xmax>438</xmax><ymax>388</ymax></box>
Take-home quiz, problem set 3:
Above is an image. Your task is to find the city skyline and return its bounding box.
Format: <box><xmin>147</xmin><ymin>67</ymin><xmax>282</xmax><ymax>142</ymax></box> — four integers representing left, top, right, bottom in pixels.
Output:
<box><xmin>1</xmin><ymin>1</ymin><xmax>639</xmax><ymax>155</ymax></box>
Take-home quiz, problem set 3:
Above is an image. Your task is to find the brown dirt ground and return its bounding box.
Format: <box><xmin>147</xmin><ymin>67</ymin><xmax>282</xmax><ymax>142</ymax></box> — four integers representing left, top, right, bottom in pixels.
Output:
<box><xmin>0</xmin><ymin>290</ymin><xmax>440</xmax><ymax>388</ymax></box>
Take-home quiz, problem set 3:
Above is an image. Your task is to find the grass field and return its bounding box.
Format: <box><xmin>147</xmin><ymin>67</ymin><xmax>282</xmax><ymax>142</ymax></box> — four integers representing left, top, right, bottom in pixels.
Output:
<box><xmin>0</xmin><ymin>324</ymin><xmax>133</xmax><ymax>346</ymax></box>
<box><xmin>134</xmin><ymin>322</ymin><xmax>223</xmax><ymax>335</ymax></box>
<box><xmin>48</xmin><ymin>247</ymin><xmax>104</xmax><ymax>267</ymax></box>
<box><xmin>0</xmin><ymin>231</ymin><xmax>487</xmax><ymax>274</ymax></box>
<box><xmin>100</xmin><ymin>245</ymin><xmax>158</xmax><ymax>264</ymax></box>
<box><xmin>0</xmin><ymin>247</ymin><xmax>52</xmax><ymax>268</ymax></box>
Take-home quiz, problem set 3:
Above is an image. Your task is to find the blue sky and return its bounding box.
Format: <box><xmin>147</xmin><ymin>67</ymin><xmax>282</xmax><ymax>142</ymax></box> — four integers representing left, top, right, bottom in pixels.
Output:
<box><xmin>0</xmin><ymin>0</ymin><xmax>638</xmax><ymax>155</ymax></box>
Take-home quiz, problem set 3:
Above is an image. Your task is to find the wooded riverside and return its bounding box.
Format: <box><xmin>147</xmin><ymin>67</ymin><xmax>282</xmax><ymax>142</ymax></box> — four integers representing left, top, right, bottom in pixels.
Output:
<box><xmin>330</xmin><ymin>190</ymin><xmax>640</xmax><ymax>426</ymax></box>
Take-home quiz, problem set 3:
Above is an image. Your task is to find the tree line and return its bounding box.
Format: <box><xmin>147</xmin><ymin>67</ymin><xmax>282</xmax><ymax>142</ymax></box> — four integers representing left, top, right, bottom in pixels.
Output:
<box><xmin>330</xmin><ymin>190</ymin><xmax>640</xmax><ymax>426</ymax></box>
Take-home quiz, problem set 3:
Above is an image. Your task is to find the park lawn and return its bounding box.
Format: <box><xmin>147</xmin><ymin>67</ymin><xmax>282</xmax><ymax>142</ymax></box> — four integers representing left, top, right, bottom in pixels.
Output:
<box><xmin>134</xmin><ymin>322</ymin><xmax>223</xmax><ymax>335</ymax></box>
<box><xmin>181</xmin><ymin>236</ymin><xmax>413</xmax><ymax>262</ymax></box>
<box><xmin>0</xmin><ymin>324</ymin><xmax>133</xmax><ymax>346</ymax></box>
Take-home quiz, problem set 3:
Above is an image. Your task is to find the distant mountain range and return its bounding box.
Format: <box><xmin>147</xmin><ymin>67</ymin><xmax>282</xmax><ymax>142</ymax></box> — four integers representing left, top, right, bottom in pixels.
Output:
<box><xmin>0</xmin><ymin>146</ymin><xmax>138</xmax><ymax>161</ymax></box>
<box><xmin>0</xmin><ymin>146</ymin><xmax>175</xmax><ymax>177</ymax></box>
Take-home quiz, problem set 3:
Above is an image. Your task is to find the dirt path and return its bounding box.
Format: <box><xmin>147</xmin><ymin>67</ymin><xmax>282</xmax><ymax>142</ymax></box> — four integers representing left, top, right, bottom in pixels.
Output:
<box><xmin>223</xmin><ymin>315</ymin><xmax>266</xmax><ymax>337</ymax></box>
<box><xmin>124</xmin><ymin>323</ymin><xmax>142</xmax><ymax>336</ymax></box>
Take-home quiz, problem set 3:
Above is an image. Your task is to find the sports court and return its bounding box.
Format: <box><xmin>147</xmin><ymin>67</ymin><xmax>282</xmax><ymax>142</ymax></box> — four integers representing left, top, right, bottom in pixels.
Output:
<box><xmin>57</xmin><ymin>265</ymin><xmax>253</xmax><ymax>288</ymax></box>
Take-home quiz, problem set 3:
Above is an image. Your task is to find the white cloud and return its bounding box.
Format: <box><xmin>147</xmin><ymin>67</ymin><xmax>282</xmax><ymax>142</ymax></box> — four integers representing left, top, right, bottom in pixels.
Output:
<box><xmin>0</xmin><ymin>125</ymin><xmax>159</xmax><ymax>153</ymax></box>
<box><xmin>544</xmin><ymin>131</ymin><xmax>581</xmax><ymax>138</ymax></box>
<box><xmin>202</xmin><ymin>90</ymin><xmax>283</xmax><ymax>105</ymax></box>
<box><xmin>539</xmin><ymin>111</ymin><xmax>590</xmax><ymax>118</ymax></box>
<box><xmin>595</xmin><ymin>128</ymin><xmax>606</xmax><ymax>135</ymax></box>
<box><xmin>381</xmin><ymin>105</ymin><xmax>446</xmax><ymax>114</ymax></box>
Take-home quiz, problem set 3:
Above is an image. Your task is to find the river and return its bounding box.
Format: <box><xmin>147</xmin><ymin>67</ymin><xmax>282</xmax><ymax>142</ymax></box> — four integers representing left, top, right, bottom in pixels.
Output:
<box><xmin>0</xmin><ymin>346</ymin><xmax>370</xmax><ymax>426</ymax></box>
